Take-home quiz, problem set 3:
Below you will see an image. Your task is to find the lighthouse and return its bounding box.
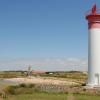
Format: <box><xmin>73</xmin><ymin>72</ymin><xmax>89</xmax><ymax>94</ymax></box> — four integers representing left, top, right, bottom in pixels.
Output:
<box><xmin>86</xmin><ymin>4</ymin><xmax>100</xmax><ymax>87</ymax></box>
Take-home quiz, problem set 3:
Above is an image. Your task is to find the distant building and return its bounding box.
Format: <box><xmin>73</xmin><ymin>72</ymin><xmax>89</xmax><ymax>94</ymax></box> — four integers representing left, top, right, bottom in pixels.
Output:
<box><xmin>32</xmin><ymin>70</ymin><xmax>46</xmax><ymax>74</ymax></box>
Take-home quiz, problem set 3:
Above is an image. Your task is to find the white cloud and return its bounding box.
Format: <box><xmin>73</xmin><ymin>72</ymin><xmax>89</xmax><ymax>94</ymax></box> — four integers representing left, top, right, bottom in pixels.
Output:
<box><xmin>0</xmin><ymin>58</ymin><xmax>88</xmax><ymax>71</ymax></box>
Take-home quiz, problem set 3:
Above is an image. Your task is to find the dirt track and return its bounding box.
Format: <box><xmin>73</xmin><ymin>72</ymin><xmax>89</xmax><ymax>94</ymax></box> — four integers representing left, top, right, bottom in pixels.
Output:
<box><xmin>5</xmin><ymin>77</ymin><xmax>78</xmax><ymax>86</ymax></box>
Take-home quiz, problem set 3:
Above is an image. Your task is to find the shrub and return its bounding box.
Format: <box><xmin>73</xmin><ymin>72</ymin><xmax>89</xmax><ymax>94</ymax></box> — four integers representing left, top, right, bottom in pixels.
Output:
<box><xmin>27</xmin><ymin>84</ymin><xmax>35</xmax><ymax>88</ymax></box>
<box><xmin>19</xmin><ymin>83</ymin><xmax>27</xmax><ymax>88</ymax></box>
<box><xmin>5</xmin><ymin>86</ymin><xmax>16</xmax><ymax>95</ymax></box>
<box><xmin>15</xmin><ymin>88</ymin><xmax>33</xmax><ymax>94</ymax></box>
<box><xmin>81</xmin><ymin>83</ymin><xmax>86</xmax><ymax>86</ymax></box>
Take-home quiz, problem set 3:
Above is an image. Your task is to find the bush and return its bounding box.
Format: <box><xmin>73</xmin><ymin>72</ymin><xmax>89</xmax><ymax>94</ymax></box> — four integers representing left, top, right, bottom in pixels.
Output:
<box><xmin>4</xmin><ymin>83</ymin><xmax>36</xmax><ymax>95</ymax></box>
<box><xmin>81</xmin><ymin>83</ymin><xmax>86</xmax><ymax>86</ymax></box>
<box><xmin>27</xmin><ymin>84</ymin><xmax>35</xmax><ymax>88</ymax></box>
<box><xmin>15</xmin><ymin>88</ymin><xmax>33</xmax><ymax>94</ymax></box>
<box><xmin>19</xmin><ymin>83</ymin><xmax>27</xmax><ymax>88</ymax></box>
<box><xmin>5</xmin><ymin>86</ymin><xmax>16</xmax><ymax>95</ymax></box>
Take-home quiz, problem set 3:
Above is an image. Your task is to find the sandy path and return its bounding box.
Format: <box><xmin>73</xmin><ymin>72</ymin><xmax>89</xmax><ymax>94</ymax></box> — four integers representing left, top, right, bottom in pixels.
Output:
<box><xmin>5</xmin><ymin>77</ymin><xmax>78</xmax><ymax>86</ymax></box>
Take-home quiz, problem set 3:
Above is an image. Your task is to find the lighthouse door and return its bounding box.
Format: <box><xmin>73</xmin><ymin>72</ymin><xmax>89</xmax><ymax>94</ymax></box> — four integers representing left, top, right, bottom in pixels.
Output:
<box><xmin>95</xmin><ymin>73</ymin><xmax>99</xmax><ymax>85</ymax></box>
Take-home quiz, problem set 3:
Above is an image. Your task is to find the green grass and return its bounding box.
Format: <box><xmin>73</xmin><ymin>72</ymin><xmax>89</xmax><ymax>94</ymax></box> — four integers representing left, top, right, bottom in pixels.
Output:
<box><xmin>5</xmin><ymin>93</ymin><xmax>67</xmax><ymax>100</ymax></box>
<box><xmin>0</xmin><ymin>71</ymin><xmax>26</xmax><ymax>78</ymax></box>
<box><xmin>40</xmin><ymin>71</ymin><xmax>87</xmax><ymax>80</ymax></box>
<box><xmin>4</xmin><ymin>93</ymin><xmax>100</xmax><ymax>100</ymax></box>
<box><xmin>75</xmin><ymin>94</ymin><xmax>100</xmax><ymax>100</ymax></box>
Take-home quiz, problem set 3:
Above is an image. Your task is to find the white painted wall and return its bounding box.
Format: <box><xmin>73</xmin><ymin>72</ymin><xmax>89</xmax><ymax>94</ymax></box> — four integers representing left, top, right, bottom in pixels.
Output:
<box><xmin>88</xmin><ymin>28</ymin><xmax>100</xmax><ymax>86</ymax></box>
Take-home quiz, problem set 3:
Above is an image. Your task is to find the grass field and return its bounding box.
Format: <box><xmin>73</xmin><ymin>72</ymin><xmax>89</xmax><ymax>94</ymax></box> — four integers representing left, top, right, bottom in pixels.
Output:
<box><xmin>0</xmin><ymin>71</ymin><xmax>99</xmax><ymax>100</ymax></box>
<box><xmin>0</xmin><ymin>71</ymin><xmax>26</xmax><ymax>78</ymax></box>
<box><xmin>4</xmin><ymin>92</ymin><xmax>100</xmax><ymax>100</ymax></box>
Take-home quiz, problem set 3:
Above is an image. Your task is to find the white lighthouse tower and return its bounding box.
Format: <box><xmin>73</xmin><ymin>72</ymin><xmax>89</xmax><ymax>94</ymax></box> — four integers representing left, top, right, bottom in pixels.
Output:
<box><xmin>86</xmin><ymin>4</ymin><xmax>100</xmax><ymax>87</ymax></box>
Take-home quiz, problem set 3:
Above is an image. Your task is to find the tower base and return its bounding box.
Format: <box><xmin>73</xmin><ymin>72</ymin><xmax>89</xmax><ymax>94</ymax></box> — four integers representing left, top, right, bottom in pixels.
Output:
<box><xmin>86</xmin><ymin>83</ymin><xmax>100</xmax><ymax>89</ymax></box>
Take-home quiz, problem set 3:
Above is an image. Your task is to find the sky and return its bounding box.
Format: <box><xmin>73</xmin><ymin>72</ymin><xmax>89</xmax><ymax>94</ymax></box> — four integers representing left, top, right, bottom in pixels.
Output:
<box><xmin>0</xmin><ymin>0</ymin><xmax>99</xmax><ymax>71</ymax></box>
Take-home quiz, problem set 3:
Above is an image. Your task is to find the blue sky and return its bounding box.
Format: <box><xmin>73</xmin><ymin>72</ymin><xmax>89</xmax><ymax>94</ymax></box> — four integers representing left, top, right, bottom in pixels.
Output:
<box><xmin>0</xmin><ymin>0</ymin><xmax>99</xmax><ymax>70</ymax></box>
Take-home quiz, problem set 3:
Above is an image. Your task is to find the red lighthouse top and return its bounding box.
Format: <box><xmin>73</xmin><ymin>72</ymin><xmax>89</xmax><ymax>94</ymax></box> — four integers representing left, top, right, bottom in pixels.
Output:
<box><xmin>86</xmin><ymin>4</ymin><xmax>100</xmax><ymax>29</ymax></box>
<box><xmin>91</xmin><ymin>4</ymin><xmax>96</xmax><ymax>14</ymax></box>
<box><xmin>86</xmin><ymin>4</ymin><xmax>100</xmax><ymax>21</ymax></box>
